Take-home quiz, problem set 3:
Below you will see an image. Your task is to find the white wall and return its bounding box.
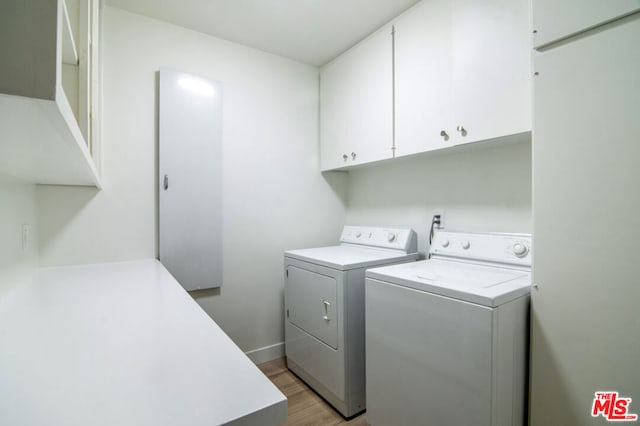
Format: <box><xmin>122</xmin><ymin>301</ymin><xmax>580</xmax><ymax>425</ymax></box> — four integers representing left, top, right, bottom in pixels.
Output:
<box><xmin>346</xmin><ymin>139</ymin><xmax>532</xmax><ymax>255</ymax></box>
<box><xmin>36</xmin><ymin>7</ymin><xmax>347</xmax><ymax>355</ymax></box>
<box><xmin>0</xmin><ymin>176</ymin><xmax>39</xmax><ymax>297</ymax></box>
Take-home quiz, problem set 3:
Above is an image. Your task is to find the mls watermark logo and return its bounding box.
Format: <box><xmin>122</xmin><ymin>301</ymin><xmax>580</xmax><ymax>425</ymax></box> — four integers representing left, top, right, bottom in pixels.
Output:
<box><xmin>592</xmin><ymin>391</ymin><xmax>638</xmax><ymax>422</ymax></box>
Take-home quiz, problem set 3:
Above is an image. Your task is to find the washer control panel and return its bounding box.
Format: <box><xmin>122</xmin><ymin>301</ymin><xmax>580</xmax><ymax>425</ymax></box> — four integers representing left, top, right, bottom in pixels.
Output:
<box><xmin>430</xmin><ymin>231</ymin><xmax>532</xmax><ymax>267</ymax></box>
<box><xmin>340</xmin><ymin>226</ymin><xmax>418</xmax><ymax>253</ymax></box>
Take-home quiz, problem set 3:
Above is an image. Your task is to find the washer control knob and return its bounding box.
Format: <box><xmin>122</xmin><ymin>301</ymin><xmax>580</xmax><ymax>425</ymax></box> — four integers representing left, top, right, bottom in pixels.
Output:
<box><xmin>355</xmin><ymin>231</ymin><xmax>362</xmax><ymax>238</ymax></box>
<box><xmin>513</xmin><ymin>242</ymin><xmax>529</xmax><ymax>257</ymax></box>
<box><xmin>461</xmin><ymin>241</ymin><xmax>471</xmax><ymax>250</ymax></box>
<box><xmin>441</xmin><ymin>239</ymin><xmax>450</xmax><ymax>248</ymax></box>
<box><xmin>387</xmin><ymin>232</ymin><xmax>396</xmax><ymax>242</ymax></box>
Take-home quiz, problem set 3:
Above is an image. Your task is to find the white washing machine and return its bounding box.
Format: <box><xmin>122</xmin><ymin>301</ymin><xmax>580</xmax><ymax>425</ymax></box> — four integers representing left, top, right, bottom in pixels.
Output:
<box><xmin>284</xmin><ymin>226</ymin><xmax>418</xmax><ymax>417</ymax></box>
<box><xmin>365</xmin><ymin>231</ymin><xmax>531</xmax><ymax>426</ymax></box>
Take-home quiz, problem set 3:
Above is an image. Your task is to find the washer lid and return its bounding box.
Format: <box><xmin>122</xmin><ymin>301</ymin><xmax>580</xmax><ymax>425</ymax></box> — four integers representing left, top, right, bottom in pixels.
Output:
<box><xmin>366</xmin><ymin>259</ymin><xmax>531</xmax><ymax>307</ymax></box>
<box><xmin>285</xmin><ymin>245</ymin><xmax>418</xmax><ymax>271</ymax></box>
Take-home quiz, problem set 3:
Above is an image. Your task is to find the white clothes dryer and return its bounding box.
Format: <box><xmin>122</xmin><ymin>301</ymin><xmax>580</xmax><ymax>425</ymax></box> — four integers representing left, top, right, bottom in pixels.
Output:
<box><xmin>284</xmin><ymin>226</ymin><xmax>418</xmax><ymax>417</ymax></box>
<box><xmin>365</xmin><ymin>231</ymin><xmax>532</xmax><ymax>426</ymax></box>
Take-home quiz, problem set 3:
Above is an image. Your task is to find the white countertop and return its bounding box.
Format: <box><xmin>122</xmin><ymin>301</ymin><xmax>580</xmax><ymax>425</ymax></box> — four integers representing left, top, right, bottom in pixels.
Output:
<box><xmin>0</xmin><ymin>259</ymin><xmax>287</xmax><ymax>426</ymax></box>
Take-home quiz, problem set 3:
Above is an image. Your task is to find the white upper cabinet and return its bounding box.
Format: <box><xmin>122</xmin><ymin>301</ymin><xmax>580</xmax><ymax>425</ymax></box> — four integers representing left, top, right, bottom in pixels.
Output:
<box><xmin>395</xmin><ymin>0</ymin><xmax>531</xmax><ymax>156</ymax></box>
<box><xmin>320</xmin><ymin>25</ymin><xmax>393</xmax><ymax>171</ymax></box>
<box><xmin>394</xmin><ymin>0</ymin><xmax>453</xmax><ymax>158</ymax></box>
<box><xmin>450</xmin><ymin>0</ymin><xmax>531</xmax><ymax>146</ymax></box>
<box><xmin>322</xmin><ymin>0</ymin><xmax>532</xmax><ymax>169</ymax></box>
<box><xmin>0</xmin><ymin>0</ymin><xmax>101</xmax><ymax>187</ymax></box>
<box><xmin>532</xmin><ymin>0</ymin><xmax>640</xmax><ymax>48</ymax></box>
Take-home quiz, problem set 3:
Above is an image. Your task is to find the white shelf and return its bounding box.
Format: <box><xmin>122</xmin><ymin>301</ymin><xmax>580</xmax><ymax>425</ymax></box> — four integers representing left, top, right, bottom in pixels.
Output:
<box><xmin>0</xmin><ymin>0</ymin><xmax>100</xmax><ymax>188</ymax></box>
<box><xmin>0</xmin><ymin>92</ymin><xmax>101</xmax><ymax>187</ymax></box>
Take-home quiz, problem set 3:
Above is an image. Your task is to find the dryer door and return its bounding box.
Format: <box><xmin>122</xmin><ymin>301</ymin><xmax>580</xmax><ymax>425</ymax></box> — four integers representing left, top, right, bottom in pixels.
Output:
<box><xmin>286</xmin><ymin>265</ymin><xmax>338</xmax><ymax>349</ymax></box>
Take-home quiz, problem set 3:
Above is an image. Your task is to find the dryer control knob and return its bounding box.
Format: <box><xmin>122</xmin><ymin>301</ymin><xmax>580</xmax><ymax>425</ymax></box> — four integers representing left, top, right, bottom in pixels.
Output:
<box><xmin>387</xmin><ymin>232</ymin><xmax>396</xmax><ymax>242</ymax></box>
<box><xmin>355</xmin><ymin>231</ymin><xmax>362</xmax><ymax>238</ymax></box>
<box><xmin>441</xmin><ymin>239</ymin><xmax>450</xmax><ymax>248</ymax></box>
<box><xmin>513</xmin><ymin>243</ymin><xmax>529</xmax><ymax>257</ymax></box>
<box><xmin>461</xmin><ymin>241</ymin><xmax>471</xmax><ymax>250</ymax></box>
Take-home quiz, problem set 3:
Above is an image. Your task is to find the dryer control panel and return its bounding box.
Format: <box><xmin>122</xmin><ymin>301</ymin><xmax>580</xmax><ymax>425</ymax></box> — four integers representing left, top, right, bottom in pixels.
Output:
<box><xmin>431</xmin><ymin>231</ymin><xmax>532</xmax><ymax>268</ymax></box>
<box><xmin>340</xmin><ymin>226</ymin><xmax>418</xmax><ymax>253</ymax></box>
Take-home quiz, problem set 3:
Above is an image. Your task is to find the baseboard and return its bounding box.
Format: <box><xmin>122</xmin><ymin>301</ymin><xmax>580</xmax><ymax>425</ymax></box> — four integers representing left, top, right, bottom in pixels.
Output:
<box><xmin>245</xmin><ymin>342</ymin><xmax>285</xmax><ymax>365</ymax></box>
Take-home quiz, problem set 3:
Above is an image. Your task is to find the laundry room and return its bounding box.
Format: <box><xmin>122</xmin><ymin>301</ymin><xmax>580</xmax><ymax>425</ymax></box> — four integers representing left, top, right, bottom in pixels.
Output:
<box><xmin>0</xmin><ymin>1</ymin><xmax>638</xmax><ymax>425</ymax></box>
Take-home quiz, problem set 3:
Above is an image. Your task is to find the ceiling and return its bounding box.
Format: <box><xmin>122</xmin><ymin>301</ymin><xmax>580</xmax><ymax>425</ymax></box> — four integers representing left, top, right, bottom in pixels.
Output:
<box><xmin>104</xmin><ymin>0</ymin><xmax>422</xmax><ymax>66</ymax></box>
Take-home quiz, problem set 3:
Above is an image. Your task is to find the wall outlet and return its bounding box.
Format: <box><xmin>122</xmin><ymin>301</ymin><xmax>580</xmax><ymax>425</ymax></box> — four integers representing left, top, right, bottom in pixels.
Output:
<box><xmin>22</xmin><ymin>224</ymin><xmax>29</xmax><ymax>251</ymax></box>
<box><xmin>432</xmin><ymin>210</ymin><xmax>445</xmax><ymax>229</ymax></box>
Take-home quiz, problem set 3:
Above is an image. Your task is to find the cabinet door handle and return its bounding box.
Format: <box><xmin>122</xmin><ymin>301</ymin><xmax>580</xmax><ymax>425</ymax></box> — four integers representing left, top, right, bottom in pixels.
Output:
<box><xmin>456</xmin><ymin>125</ymin><xmax>467</xmax><ymax>136</ymax></box>
<box><xmin>163</xmin><ymin>174</ymin><xmax>169</xmax><ymax>190</ymax></box>
<box><xmin>343</xmin><ymin>154</ymin><xmax>348</xmax><ymax>161</ymax></box>
<box><xmin>351</xmin><ymin>152</ymin><xmax>357</xmax><ymax>160</ymax></box>
<box><xmin>440</xmin><ymin>130</ymin><xmax>449</xmax><ymax>140</ymax></box>
<box><xmin>322</xmin><ymin>300</ymin><xmax>331</xmax><ymax>322</ymax></box>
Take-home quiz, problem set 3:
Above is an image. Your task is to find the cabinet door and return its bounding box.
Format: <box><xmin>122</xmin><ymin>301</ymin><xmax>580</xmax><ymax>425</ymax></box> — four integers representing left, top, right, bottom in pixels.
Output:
<box><xmin>533</xmin><ymin>0</ymin><xmax>640</xmax><ymax>48</ymax></box>
<box><xmin>394</xmin><ymin>0</ymin><xmax>453</xmax><ymax>158</ymax></box>
<box><xmin>320</xmin><ymin>26</ymin><xmax>393</xmax><ymax>171</ymax></box>
<box><xmin>159</xmin><ymin>70</ymin><xmax>223</xmax><ymax>291</ymax></box>
<box><xmin>451</xmin><ymin>0</ymin><xmax>531</xmax><ymax>145</ymax></box>
<box><xmin>530</xmin><ymin>16</ymin><xmax>640</xmax><ymax>426</ymax></box>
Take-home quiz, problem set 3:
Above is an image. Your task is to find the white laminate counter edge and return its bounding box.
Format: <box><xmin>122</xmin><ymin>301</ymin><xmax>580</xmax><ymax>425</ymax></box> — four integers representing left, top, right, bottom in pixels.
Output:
<box><xmin>0</xmin><ymin>259</ymin><xmax>287</xmax><ymax>426</ymax></box>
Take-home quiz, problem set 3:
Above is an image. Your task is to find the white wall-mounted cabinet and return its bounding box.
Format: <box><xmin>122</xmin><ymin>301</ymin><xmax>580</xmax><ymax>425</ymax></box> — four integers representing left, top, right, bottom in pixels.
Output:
<box><xmin>450</xmin><ymin>0</ymin><xmax>531</xmax><ymax>147</ymax></box>
<box><xmin>532</xmin><ymin>0</ymin><xmax>640</xmax><ymax>48</ymax></box>
<box><xmin>321</xmin><ymin>0</ymin><xmax>531</xmax><ymax>170</ymax></box>
<box><xmin>395</xmin><ymin>0</ymin><xmax>531</xmax><ymax>157</ymax></box>
<box><xmin>393</xmin><ymin>0</ymin><xmax>452</xmax><ymax>158</ymax></box>
<box><xmin>320</xmin><ymin>26</ymin><xmax>393</xmax><ymax>171</ymax></box>
<box><xmin>0</xmin><ymin>0</ymin><xmax>101</xmax><ymax>187</ymax></box>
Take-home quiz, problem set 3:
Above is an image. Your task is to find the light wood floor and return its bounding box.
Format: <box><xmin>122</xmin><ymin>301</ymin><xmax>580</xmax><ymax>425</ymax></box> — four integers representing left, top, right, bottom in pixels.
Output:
<box><xmin>258</xmin><ymin>358</ymin><xmax>368</xmax><ymax>426</ymax></box>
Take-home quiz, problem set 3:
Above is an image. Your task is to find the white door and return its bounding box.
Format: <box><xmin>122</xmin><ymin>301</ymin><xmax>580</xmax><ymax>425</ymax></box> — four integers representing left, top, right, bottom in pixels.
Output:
<box><xmin>451</xmin><ymin>0</ymin><xmax>531</xmax><ymax>145</ymax></box>
<box><xmin>533</xmin><ymin>0</ymin><xmax>640</xmax><ymax>48</ymax></box>
<box><xmin>320</xmin><ymin>25</ymin><xmax>393</xmax><ymax>170</ymax></box>
<box><xmin>531</xmin><ymin>16</ymin><xmax>640</xmax><ymax>426</ymax></box>
<box><xmin>394</xmin><ymin>0</ymin><xmax>453</xmax><ymax>158</ymax></box>
<box><xmin>158</xmin><ymin>69</ymin><xmax>223</xmax><ymax>291</ymax></box>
